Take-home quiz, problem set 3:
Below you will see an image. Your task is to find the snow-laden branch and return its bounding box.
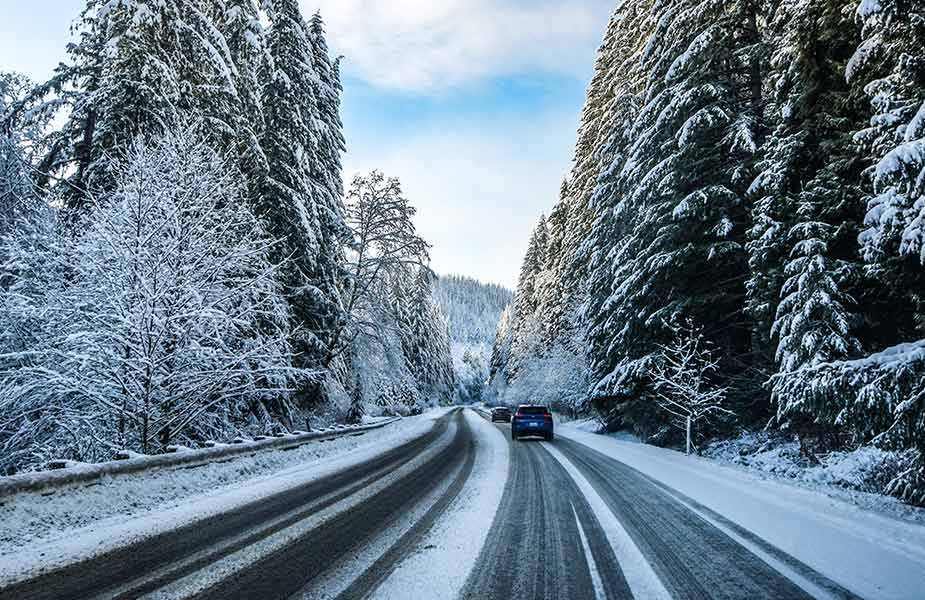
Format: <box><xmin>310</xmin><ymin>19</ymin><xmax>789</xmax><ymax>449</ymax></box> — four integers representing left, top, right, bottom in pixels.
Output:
<box><xmin>649</xmin><ymin>317</ymin><xmax>733</xmax><ymax>455</ymax></box>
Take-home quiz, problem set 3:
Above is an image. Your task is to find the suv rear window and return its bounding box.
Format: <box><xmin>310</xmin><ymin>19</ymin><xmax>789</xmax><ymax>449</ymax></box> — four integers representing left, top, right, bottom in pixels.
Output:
<box><xmin>518</xmin><ymin>406</ymin><xmax>548</xmax><ymax>415</ymax></box>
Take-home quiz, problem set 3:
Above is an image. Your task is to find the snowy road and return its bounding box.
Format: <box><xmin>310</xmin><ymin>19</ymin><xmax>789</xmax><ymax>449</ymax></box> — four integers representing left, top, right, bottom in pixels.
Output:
<box><xmin>1</xmin><ymin>408</ymin><xmax>920</xmax><ymax>599</ymax></box>
<box><xmin>463</xmin><ymin>423</ymin><xmax>855</xmax><ymax>600</ymax></box>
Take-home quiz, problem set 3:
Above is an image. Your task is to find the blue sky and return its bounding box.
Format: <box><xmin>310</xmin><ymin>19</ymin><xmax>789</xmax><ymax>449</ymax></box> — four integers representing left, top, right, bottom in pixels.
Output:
<box><xmin>0</xmin><ymin>0</ymin><xmax>613</xmax><ymax>287</ymax></box>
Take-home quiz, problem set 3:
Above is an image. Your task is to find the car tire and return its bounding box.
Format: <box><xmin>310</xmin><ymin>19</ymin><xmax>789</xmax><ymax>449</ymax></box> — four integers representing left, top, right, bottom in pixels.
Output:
<box><xmin>511</xmin><ymin>430</ymin><xmax>517</xmax><ymax>441</ymax></box>
<box><xmin>545</xmin><ymin>432</ymin><xmax>554</xmax><ymax>442</ymax></box>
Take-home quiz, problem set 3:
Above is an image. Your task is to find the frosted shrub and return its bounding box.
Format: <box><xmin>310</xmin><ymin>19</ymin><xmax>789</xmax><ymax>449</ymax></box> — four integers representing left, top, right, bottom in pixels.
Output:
<box><xmin>0</xmin><ymin>126</ymin><xmax>299</xmax><ymax>473</ymax></box>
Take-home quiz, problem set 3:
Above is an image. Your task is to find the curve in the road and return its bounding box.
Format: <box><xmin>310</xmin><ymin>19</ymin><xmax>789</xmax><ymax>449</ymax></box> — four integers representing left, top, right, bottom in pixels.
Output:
<box><xmin>0</xmin><ymin>411</ymin><xmax>461</xmax><ymax>600</ymax></box>
<box><xmin>1</xmin><ymin>411</ymin><xmax>866</xmax><ymax>600</ymax></box>
<box><xmin>190</xmin><ymin>409</ymin><xmax>476</xmax><ymax>600</ymax></box>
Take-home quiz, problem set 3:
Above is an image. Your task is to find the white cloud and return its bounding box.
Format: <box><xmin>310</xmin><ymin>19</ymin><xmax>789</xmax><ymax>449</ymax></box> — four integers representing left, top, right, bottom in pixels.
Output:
<box><xmin>304</xmin><ymin>0</ymin><xmax>613</xmax><ymax>92</ymax></box>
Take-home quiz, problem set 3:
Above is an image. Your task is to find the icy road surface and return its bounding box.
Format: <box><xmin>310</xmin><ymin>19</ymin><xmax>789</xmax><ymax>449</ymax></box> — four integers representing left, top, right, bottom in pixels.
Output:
<box><xmin>1</xmin><ymin>408</ymin><xmax>924</xmax><ymax>599</ymax></box>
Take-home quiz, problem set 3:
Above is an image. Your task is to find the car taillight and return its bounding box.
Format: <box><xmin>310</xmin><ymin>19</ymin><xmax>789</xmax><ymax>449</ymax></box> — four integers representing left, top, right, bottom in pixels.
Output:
<box><xmin>543</xmin><ymin>413</ymin><xmax>552</xmax><ymax>419</ymax></box>
<box><xmin>515</xmin><ymin>413</ymin><xmax>524</xmax><ymax>418</ymax></box>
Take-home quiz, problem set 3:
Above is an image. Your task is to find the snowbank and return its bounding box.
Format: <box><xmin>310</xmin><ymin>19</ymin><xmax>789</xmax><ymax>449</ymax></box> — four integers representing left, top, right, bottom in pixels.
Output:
<box><xmin>0</xmin><ymin>417</ymin><xmax>399</xmax><ymax>498</ymax></box>
<box><xmin>705</xmin><ymin>432</ymin><xmax>916</xmax><ymax>506</ymax></box>
<box><xmin>559</xmin><ymin>424</ymin><xmax>925</xmax><ymax>600</ymax></box>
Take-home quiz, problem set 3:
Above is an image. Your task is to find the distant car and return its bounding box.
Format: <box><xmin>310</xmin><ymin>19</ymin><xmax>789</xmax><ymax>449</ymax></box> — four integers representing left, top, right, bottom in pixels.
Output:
<box><xmin>490</xmin><ymin>406</ymin><xmax>512</xmax><ymax>422</ymax></box>
<box><xmin>511</xmin><ymin>405</ymin><xmax>554</xmax><ymax>441</ymax></box>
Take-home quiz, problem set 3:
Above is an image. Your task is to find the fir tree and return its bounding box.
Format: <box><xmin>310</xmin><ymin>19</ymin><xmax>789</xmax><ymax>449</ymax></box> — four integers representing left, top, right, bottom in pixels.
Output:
<box><xmin>488</xmin><ymin>304</ymin><xmax>514</xmax><ymax>387</ymax></box>
<box><xmin>392</xmin><ymin>267</ymin><xmax>456</xmax><ymax>403</ymax></box>
<box><xmin>851</xmin><ymin>0</ymin><xmax>925</xmax><ymax>342</ymax></box>
<box><xmin>505</xmin><ymin>216</ymin><xmax>548</xmax><ymax>380</ymax></box>
<box><xmin>221</xmin><ymin>0</ymin><xmax>271</xmax><ymax>209</ymax></box>
<box><xmin>751</xmin><ymin>0</ymin><xmax>868</xmax><ymax>390</ymax></box>
<box><xmin>773</xmin><ymin>200</ymin><xmax>862</xmax><ymax>373</ymax></box>
<box><xmin>259</xmin><ymin>0</ymin><xmax>332</xmax><ymax>403</ymax></box>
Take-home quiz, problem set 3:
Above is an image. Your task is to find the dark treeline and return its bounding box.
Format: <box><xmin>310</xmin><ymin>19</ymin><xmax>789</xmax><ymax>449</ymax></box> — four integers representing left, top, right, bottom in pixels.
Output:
<box><xmin>491</xmin><ymin>0</ymin><xmax>925</xmax><ymax>505</ymax></box>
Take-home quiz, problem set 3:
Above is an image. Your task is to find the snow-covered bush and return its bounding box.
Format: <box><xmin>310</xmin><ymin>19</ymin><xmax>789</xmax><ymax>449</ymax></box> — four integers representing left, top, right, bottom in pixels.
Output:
<box><xmin>706</xmin><ymin>431</ymin><xmax>914</xmax><ymax>496</ymax></box>
<box><xmin>773</xmin><ymin>341</ymin><xmax>925</xmax><ymax>505</ymax></box>
<box><xmin>0</xmin><ymin>126</ymin><xmax>300</xmax><ymax>473</ymax></box>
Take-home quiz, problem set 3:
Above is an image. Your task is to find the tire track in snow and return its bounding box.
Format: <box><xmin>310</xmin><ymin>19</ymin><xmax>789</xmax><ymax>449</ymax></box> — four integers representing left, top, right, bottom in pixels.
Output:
<box><xmin>186</xmin><ymin>410</ymin><xmax>473</xmax><ymax>600</ymax></box>
<box><xmin>0</xmin><ymin>411</ymin><xmax>455</xmax><ymax>600</ymax></box>
<box><xmin>572</xmin><ymin>503</ymin><xmax>607</xmax><ymax>600</ymax></box>
<box><xmin>461</xmin><ymin>422</ymin><xmax>632</xmax><ymax>600</ymax></box>
<box><xmin>366</xmin><ymin>409</ymin><xmax>510</xmax><ymax>600</ymax></box>
<box><xmin>325</xmin><ymin>414</ymin><xmax>477</xmax><ymax>599</ymax></box>
<box><xmin>554</xmin><ymin>437</ymin><xmax>826</xmax><ymax>600</ymax></box>
<box><xmin>542</xmin><ymin>442</ymin><xmax>671</xmax><ymax>600</ymax></box>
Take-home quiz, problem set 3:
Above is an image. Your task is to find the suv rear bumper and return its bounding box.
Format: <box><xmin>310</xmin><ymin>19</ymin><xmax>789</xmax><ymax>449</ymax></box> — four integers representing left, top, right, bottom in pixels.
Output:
<box><xmin>511</xmin><ymin>423</ymin><xmax>553</xmax><ymax>435</ymax></box>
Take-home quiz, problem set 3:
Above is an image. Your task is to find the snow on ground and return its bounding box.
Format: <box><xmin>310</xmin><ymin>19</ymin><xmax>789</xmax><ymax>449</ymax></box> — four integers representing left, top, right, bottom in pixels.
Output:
<box><xmin>0</xmin><ymin>409</ymin><xmax>447</xmax><ymax>577</ymax></box>
<box><xmin>370</xmin><ymin>409</ymin><xmax>509</xmax><ymax>599</ymax></box>
<box><xmin>563</xmin><ymin>417</ymin><xmax>605</xmax><ymax>433</ymax></box>
<box><xmin>704</xmin><ymin>432</ymin><xmax>921</xmax><ymax>519</ymax></box>
<box><xmin>558</xmin><ymin>423</ymin><xmax>925</xmax><ymax>600</ymax></box>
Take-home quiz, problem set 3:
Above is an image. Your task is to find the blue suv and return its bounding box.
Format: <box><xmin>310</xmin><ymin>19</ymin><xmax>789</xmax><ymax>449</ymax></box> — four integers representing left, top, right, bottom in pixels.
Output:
<box><xmin>511</xmin><ymin>405</ymin><xmax>554</xmax><ymax>441</ymax></box>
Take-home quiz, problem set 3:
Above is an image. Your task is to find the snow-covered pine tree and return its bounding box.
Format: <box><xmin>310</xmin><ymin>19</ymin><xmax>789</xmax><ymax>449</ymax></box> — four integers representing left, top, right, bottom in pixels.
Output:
<box><xmin>522</xmin><ymin>5</ymin><xmax>654</xmax><ymax>406</ymax></box>
<box><xmin>6</xmin><ymin>1</ymin><xmax>109</xmax><ymax>220</ymax></box>
<box><xmin>850</xmin><ymin>0</ymin><xmax>925</xmax><ymax>339</ymax></box>
<box><xmin>750</xmin><ymin>0</ymin><xmax>868</xmax><ymax>423</ymax></box>
<box><xmin>567</xmin><ymin>1</ymin><xmax>651</xmax><ymax>285</ymax></box>
<box><xmin>90</xmin><ymin>0</ymin><xmax>236</xmax><ymax>186</ymax></box>
<box><xmin>16</xmin><ymin>0</ymin><xmax>243</xmax><ymax>220</ymax></box>
<box><xmin>773</xmin><ymin>199</ymin><xmax>862</xmax><ymax>374</ymax></box>
<box><xmin>579</xmin><ymin>0</ymin><xmax>656</xmax><ymax>427</ymax></box>
<box><xmin>0</xmin><ymin>71</ymin><xmax>58</xmax><ymax>377</ymax></box>
<box><xmin>584</xmin><ymin>0</ymin><xmax>761</xmax><ymax>435</ymax></box>
<box><xmin>503</xmin><ymin>216</ymin><xmax>548</xmax><ymax>382</ymax></box>
<box><xmin>488</xmin><ymin>304</ymin><xmax>514</xmax><ymax>389</ymax></box>
<box><xmin>305</xmin><ymin>12</ymin><xmax>349</xmax><ymax>372</ymax></box>
<box><xmin>534</xmin><ymin>181</ymin><xmax>574</xmax><ymax>348</ymax></box>
<box><xmin>392</xmin><ymin>267</ymin><xmax>456</xmax><ymax>404</ymax></box>
<box><xmin>0</xmin><ymin>73</ymin><xmax>45</xmax><ymax>239</ymax></box>
<box><xmin>260</xmin><ymin>0</ymin><xmax>336</xmax><ymax>404</ymax></box>
<box><xmin>308</xmin><ymin>12</ymin><xmax>346</xmax><ymax>224</ymax></box>
<box><xmin>851</xmin><ymin>0</ymin><xmax>925</xmax><ymax>260</ymax></box>
<box><xmin>766</xmin><ymin>0</ymin><xmax>925</xmax><ymax>505</ymax></box>
<box><xmin>0</xmin><ymin>74</ymin><xmax>58</xmax><ymax>385</ymax></box>
<box><xmin>745</xmin><ymin>0</ymin><xmax>804</xmax><ymax>360</ymax></box>
<box><xmin>220</xmin><ymin>0</ymin><xmax>271</xmax><ymax>208</ymax></box>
